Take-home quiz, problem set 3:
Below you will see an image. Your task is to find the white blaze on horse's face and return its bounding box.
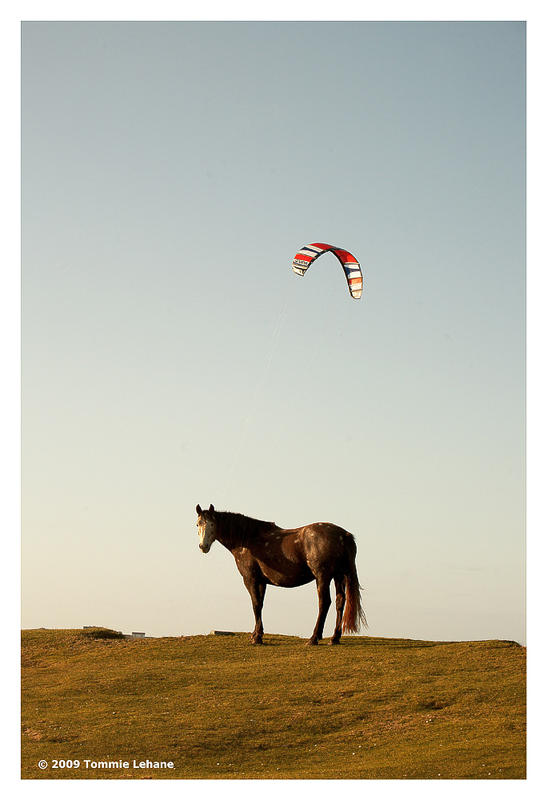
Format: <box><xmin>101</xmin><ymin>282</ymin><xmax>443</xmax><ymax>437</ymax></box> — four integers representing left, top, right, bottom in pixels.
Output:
<box><xmin>197</xmin><ymin>515</ymin><xmax>215</xmax><ymax>553</ymax></box>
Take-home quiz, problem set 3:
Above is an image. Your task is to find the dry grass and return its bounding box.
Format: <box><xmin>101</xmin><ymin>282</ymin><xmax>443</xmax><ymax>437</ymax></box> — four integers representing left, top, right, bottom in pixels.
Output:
<box><xmin>21</xmin><ymin>628</ymin><xmax>525</xmax><ymax>780</ymax></box>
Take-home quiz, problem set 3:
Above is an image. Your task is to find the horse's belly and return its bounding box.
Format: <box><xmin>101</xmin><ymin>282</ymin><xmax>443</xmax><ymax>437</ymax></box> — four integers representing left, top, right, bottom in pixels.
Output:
<box><xmin>262</xmin><ymin>564</ymin><xmax>314</xmax><ymax>588</ymax></box>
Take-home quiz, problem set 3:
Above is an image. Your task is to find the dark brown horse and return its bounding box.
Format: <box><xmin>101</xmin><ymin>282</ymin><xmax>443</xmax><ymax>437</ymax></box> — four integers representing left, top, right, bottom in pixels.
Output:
<box><xmin>195</xmin><ymin>504</ymin><xmax>366</xmax><ymax>645</ymax></box>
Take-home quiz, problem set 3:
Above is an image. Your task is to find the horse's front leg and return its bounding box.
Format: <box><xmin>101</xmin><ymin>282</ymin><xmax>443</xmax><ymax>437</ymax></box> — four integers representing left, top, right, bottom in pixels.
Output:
<box><xmin>307</xmin><ymin>576</ymin><xmax>331</xmax><ymax>645</ymax></box>
<box><xmin>243</xmin><ymin>574</ymin><xmax>266</xmax><ymax>644</ymax></box>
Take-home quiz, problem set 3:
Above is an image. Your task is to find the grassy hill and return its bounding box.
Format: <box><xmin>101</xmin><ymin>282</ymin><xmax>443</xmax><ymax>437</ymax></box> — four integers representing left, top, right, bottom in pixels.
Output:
<box><xmin>21</xmin><ymin>628</ymin><xmax>525</xmax><ymax>780</ymax></box>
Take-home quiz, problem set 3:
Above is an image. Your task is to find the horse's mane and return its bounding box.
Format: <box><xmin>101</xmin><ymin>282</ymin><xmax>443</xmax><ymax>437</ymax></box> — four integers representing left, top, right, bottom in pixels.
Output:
<box><xmin>213</xmin><ymin>510</ymin><xmax>277</xmax><ymax>548</ymax></box>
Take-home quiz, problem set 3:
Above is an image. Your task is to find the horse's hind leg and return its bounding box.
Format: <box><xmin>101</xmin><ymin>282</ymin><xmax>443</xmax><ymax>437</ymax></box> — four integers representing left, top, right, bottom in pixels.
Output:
<box><xmin>307</xmin><ymin>576</ymin><xmax>331</xmax><ymax>645</ymax></box>
<box><xmin>330</xmin><ymin>577</ymin><xmax>345</xmax><ymax>645</ymax></box>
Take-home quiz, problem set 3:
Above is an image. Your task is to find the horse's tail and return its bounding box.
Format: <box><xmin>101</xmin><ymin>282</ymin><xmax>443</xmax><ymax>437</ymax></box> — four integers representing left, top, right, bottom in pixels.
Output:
<box><xmin>342</xmin><ymin>536</ymin><xmax>367</xmax><ymax>634</ymax></box>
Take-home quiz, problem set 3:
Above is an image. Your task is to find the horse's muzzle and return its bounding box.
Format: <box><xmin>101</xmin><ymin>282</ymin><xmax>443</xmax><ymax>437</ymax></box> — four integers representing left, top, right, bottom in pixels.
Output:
<box><xmin>199</xmin><ymin>543</ymin><xmax>210</xmax><ymax>553</ymax></box>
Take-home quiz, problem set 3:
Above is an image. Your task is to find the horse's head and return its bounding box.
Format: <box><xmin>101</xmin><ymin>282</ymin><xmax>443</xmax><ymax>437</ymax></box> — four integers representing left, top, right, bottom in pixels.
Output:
<box><xmin>196</xmin><ymin>504</ymin><xmax>216</xmax><ymax>553</ymax></box>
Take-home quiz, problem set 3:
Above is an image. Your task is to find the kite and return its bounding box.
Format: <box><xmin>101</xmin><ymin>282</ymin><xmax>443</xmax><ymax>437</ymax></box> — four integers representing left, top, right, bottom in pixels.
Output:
<box><xmin>292</xmin><ymin>243</ymin><xmax>363</xmax><ymax>299</ymax></box>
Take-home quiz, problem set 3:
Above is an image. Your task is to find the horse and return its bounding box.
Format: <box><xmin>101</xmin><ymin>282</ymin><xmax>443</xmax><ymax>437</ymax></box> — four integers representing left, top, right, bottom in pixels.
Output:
<box><xmin>195</xmin><ymin>504</ymin><xmax>366</xmax><ymax>645</ymax></box>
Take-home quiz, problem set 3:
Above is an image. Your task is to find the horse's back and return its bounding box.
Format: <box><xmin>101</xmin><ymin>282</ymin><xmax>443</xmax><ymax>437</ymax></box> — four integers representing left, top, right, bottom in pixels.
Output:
<box><xmin>297</xmin><ymin>521</ymin><xmax>354</xmax><ymax>542</ymax></box>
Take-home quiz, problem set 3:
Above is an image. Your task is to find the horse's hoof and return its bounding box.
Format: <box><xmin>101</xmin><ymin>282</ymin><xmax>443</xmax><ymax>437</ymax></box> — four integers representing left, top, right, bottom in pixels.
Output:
<box><xmin>329</xmin><ymin>638</ymin><xmax>341</xmax><ymax>645</ymax></box>
<box><xmin>250</xmin><ymin>638</ymin><xmax>263</xmax><ymax>645</ymax></box>
<box><xmin>306</xmin><ymin>638</ymin><xmax>319</xmax><ymax>646</ymax></box>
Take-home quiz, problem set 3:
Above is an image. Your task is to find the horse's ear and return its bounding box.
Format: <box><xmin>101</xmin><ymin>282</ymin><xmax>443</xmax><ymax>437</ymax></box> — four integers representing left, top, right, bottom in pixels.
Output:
<box><xmin>196</xmin><ymin>504</ymin><xmax>202</xmax><ymax>515</ymax></box>
<box><xmin>209</xmin><ymin>504</ymin><xmax>215</xmax><ymax>513</ymax></box>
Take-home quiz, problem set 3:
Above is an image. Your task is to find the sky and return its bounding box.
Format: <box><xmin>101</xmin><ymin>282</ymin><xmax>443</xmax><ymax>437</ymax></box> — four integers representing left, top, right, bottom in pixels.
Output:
<box><xmin>20</xmin><ymin>19</ymin><xmax>526</xmax><ymax>645</ymax></box>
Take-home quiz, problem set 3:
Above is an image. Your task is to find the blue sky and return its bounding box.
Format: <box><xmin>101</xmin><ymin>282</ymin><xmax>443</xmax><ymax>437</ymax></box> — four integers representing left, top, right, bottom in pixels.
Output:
<box><xmin>20</xmin><ymin>20</ymin><xmax>526</xmax><ymax>644</ymax></box>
